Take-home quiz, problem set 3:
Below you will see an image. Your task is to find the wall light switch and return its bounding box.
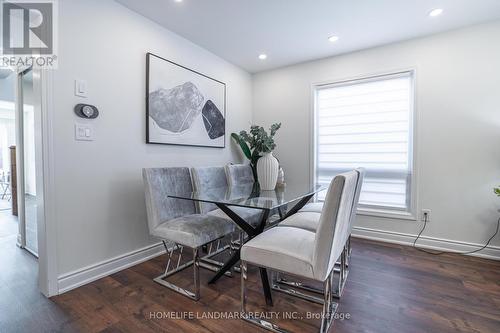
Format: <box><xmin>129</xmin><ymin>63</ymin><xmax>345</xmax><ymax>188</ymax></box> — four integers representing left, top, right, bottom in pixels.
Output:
<box><xmin>75</xmin><ymin>124</ymin><xmax>94</xmax><ymax>141</ymax></box>
<box><xmin>75</xmin><ymin>79</ymin><xmax>88</xmax><ymax>97</ymax></box>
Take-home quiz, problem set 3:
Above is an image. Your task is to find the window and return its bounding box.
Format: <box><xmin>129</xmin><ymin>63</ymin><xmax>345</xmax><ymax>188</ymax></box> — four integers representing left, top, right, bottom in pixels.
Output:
<box><xmin>314</xmin><ymin>71</ymin><xmax>415</xmax><ymax>216</ymax></box>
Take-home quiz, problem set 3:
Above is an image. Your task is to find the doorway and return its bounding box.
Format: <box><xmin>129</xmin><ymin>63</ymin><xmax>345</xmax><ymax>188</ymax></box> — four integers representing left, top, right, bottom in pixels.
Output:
<box><xmin>0</xmin><ymin>66</ymin><xmax>45</xmax><ymax>297</ymax></box>
<box><xmin>0</xmin><ymin>67</ymin><xmax>41</xmax><ymax>255</ymax></box>
<box><xmin>0</xmin><ymin>65</ymin><xmax>48</xmax><ymax>327</ymax></box>
<box><xmin>0</xmin><ymin>61</ymin><xmax>57</xmax><ymax>307</ymax></box>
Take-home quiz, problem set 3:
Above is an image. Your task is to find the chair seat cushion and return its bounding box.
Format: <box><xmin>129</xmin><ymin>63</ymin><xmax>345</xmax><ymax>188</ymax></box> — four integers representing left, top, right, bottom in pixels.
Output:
<box><xmin>279</xmin><ymin>211</ymin><xmax>321</xmax><ymax>232</ymax></box>
<box><xmin>208</xmin><ymin>206</ymin><xmax>263</xmax><ymax>227</ymax></box>
<box><xmin>299</xmin><ymin>202</ymin><xmax>323</xmax><ymax>213</ymax></box>
<box><xmin>241</xmin><ymin>227</ymin><xmax>316</xmax><ymax>280</ymax></box>
<box><xmin>152</xmin><ymin>214</ymin><xmax>235</xmax><ymax>248</ymax></box>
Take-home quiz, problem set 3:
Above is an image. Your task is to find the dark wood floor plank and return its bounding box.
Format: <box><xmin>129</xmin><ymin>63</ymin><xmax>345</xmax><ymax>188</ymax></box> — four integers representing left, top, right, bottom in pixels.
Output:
<box><xmin>46</xmin><ymin>238</ymin><xmax>500</xmax><ymax>333</ymax></box>
<box><xmin>0</xmin><ymin>210</ymin><xmax>78</xmax><ymax>333</ymax></box>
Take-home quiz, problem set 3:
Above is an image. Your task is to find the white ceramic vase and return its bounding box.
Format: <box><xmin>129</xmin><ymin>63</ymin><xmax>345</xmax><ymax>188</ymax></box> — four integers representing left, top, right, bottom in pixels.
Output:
<box><xmin>257</xmin><ymin>152</ymin><xmax>279</xmax><ymax>190</ymax></box>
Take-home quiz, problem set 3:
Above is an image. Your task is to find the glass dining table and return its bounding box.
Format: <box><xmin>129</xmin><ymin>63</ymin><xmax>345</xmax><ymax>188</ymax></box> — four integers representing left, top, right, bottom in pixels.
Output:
<box><xmin>168</xmin><ymin>181</ymin><xmax>325</xmax><ymax>306</ymax></box>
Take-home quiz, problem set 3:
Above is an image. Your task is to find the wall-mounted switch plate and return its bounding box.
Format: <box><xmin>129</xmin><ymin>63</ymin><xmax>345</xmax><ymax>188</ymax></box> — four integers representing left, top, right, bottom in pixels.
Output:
<box><xmin>75</xmin><ymin>123</ymin><xmax>94</xmax><ymax>141</ymax></box>
<box><xmin>75</xmin><ymin>79</ymin><xmax>88</xmax><ymax>97</ymax></box>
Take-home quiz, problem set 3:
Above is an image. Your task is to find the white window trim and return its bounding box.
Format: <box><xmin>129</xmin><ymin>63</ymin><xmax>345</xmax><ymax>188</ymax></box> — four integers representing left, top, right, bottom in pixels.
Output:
<box><xmin>309</xmin><ymin>68</ymin><xmax>419</xmax><ymax>221</ymax></box>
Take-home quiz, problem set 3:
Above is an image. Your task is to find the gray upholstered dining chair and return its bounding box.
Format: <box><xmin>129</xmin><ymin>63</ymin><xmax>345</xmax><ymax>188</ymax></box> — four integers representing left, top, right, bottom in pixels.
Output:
<box><xmin>143</xmin><ymin>167</ymin><xmax>236</xmax><ymax>301</ymax></box>
<box><xmin>297</xmin><ymin>168</ymin><xmax>365</xmax><ymax>224</ymax></box>
<box><xmin>192</xmin><ymin>166</ymin><xmax>267</xmax><ymax>273</ymax></box>
<box><xmin>240</xmin><ymin>171</ymin><xmax>359</xmax><ymax>333</ymax></box>
<box><xmin>298</xmin><ymin>168</ymin><xmax>364</xmax><ymax>258</ymax></box>
<box><xmin>225</xmin><ymin>164</ymin><xmax>255</xmax><ymax>187</ymax></box>
<box><xmin>283</xmin><ymin>168</ymin><xmax>364</xmax><ymax>234</ymax></box>
<box><xmin>225</xmin><ymin>163</ymin><xmax>286</xmax><ymax>223</ymax></box>
<box><xmin>276</xmin><ymin>168</ymin><xmax>364</xmax><ymax>298</ymax></box>
<box><xmin>191</xmin><ymin>166</ymin><xmax>263</xmax><ymax>227</ymax></box>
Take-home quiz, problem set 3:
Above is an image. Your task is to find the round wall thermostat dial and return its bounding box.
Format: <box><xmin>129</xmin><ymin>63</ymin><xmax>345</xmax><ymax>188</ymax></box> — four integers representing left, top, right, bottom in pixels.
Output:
<box><xmin>82</xmin><ymin>106</ymin><xmax>94</xmax><ymax>118</ymax></box>
<box><xmin>74</xmin><ymin>104</ymin><xmax>99</xmax><ymax>119</ymax></box>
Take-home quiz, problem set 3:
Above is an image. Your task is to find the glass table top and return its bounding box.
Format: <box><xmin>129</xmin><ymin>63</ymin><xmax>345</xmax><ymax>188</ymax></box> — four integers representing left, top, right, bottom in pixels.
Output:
<box><xmin>168</xmin><ymin>182</ymin><xmax>325</xmax><ymax>210</ymax></box>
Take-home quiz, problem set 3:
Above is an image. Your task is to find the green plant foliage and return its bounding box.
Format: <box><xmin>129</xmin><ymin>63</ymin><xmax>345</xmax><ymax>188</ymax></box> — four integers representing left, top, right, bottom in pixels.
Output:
<box><xmin>239</xmin><ymin>123</ymin><xmax>281</xmax><ymax>154</ymax></box>
<box><xmin>230</xmin><ymin>123</ymin><xmax>282</xmax><ymax>182</ymax></box>
<box><xmin>230</xmin><ymin>133</ymin><xmax>251</xmax><ymax>160</ymax></box>
<box><xmin>495</xmin><ymin>186</ymin><xmax>500</xmax><ymax>197</ymax></box>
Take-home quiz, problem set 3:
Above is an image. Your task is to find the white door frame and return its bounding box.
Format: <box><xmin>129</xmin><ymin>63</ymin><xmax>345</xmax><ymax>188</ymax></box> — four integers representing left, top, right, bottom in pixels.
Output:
<box><xmin>15</xmin><ymin>67</ymin><xmax>58</xmax><ymax>297</ymax></box>
<box><xmin>15</xmin><ymin>68</ymin><xmax>28</xmax><ymax>250</ymax></box>
<box><xmin>37</xmin><ymin>0</ymin><xmax>58</xmax><ymax>295</ymax></box>
<box><xmin>37</xmin><ymin>69</ymin><xmax>58</xmax><ymax>296</ymax></box>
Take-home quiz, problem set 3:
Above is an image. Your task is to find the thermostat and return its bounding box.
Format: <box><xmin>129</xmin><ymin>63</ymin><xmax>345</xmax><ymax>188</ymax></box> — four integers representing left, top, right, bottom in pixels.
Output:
<box><xmin>74</xmin><ymin>104</ymin><xmax>99</xmax><ymax>119</ymax></box>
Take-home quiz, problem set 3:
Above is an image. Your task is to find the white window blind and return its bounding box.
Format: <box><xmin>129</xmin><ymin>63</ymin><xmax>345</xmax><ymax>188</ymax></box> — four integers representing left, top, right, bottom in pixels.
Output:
<box><xmin>315</xmin><ymin>72</ymin><xmax>414</xmax><ymax>213</ymax></box>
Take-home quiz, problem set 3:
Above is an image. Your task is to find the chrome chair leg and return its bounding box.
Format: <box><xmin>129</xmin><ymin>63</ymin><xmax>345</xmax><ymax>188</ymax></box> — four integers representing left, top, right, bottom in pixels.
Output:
<box><xmin>272</xmin><ymin>258</ymin><xmax>346</xmax><ymax>305</ymax></box>
<box><xmin>231</xmin><ymin>232</ymin><xmax>246</xmax><ymax>274</ymax></box>
<box><xmin>271</xmin><ymin>272</ymin><xmax>324</xmax><ymax>304</ymax></box>
<box><xmin>332</xmin><ymin>246</ymin><xmax>348</xmax><ymax>298</ymax></box>
<box><xmin>241</xmin><ymin>261</ymin><xmax>288</xmax><ymax>333</ymax></box>
<box><xmin>274</xmin><ymin>274</ymin><xmax>324</xmax><ymax>295</ymax></box>
<box><xmin>193</xmin><ymin>247</ymin><xmax>200</xmax><ymax>300</ymax></box>
<box><xmin>154</xmin><ymin>236</ymin><xmax>235</xmax><ymax>300</ymax></box>
<box><xmin>241</xmin><ymin>261</ymin><xmax>247</xmax><ymax>313</ymax></box>
<box><xmin>274</xmin><ymin>237</ymin><xmax>352</xmax><ymax>300</ymax></box>
<box><xmin>153</xmin><ymin>242</ymin><xmax>201</xmax><ymax>301</ymax></box>
<box><xmin>320</xmin><ymin>275</ymin><xmax>330</xmax><ymax>333</ymax></box>
<box><xmin>199</xmin><ymin>236</ymin><xmax>233</xmax><ymax>276</ymax></box>
<box><xmin>242</xmin><ymin>262</ymin><xmax>338</xmax><ymax>333</ymax></box>
<box><xmin>320</xmin><ymin>271</ymin><xmax>337</xmax><ymax>333</ymax></box>
<box><xmin>347</xmin><ymin>235</ymin><xmax>352</xmax><ymax>262</ymax></box>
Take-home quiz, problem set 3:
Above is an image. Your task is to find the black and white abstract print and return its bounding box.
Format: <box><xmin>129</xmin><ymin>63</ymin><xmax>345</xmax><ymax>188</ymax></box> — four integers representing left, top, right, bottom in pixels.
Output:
<box><xmin>146</xmin><ymin>53</ymin><xmax>226</xmax><ymax>148</ymax></box>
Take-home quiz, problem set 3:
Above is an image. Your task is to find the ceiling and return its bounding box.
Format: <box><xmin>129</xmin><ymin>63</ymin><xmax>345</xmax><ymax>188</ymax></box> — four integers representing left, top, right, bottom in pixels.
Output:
<box><xmin>116</xmin><ymin>0</ymin><xmax>500</xmax><ymax>73</ymax></box>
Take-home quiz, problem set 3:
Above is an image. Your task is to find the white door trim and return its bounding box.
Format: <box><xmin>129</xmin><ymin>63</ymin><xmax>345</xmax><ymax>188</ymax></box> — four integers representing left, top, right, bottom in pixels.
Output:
<box><xmin>15</xmin><ymin>69</ymin><xmax>27</xmax><ymax>249</ymax></box>
<box><xmin>37</xmin><ymin>69</ymin><xmax>58</xmax><ymax>296</ymax></box>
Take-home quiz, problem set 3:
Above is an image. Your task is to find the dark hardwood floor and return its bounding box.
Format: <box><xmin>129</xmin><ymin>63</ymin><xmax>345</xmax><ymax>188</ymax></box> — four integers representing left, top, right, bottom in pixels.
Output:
<box><xmin>0</xmin><ymin>210</ymin><xmax>74</xmax><ymax>333</ymax></box>
<box><xmin>50</xmin><ymin>238</ymin><xmax>500</xmax><ymax>333</ymax></box>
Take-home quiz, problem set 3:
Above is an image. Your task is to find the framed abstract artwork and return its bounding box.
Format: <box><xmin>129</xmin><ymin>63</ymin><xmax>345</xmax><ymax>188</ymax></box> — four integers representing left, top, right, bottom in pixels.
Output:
<box><xmin>146</xmin><ymin>53</ymin><xmax>226</xmax><ymax>148</ymax></box>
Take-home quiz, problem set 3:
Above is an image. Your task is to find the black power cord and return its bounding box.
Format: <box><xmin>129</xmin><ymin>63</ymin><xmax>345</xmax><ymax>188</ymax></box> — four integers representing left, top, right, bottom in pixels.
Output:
<box><xmin>412</xmin><ymin>213</ymin><xmax>500</xmax><ymax>255</ymax></box>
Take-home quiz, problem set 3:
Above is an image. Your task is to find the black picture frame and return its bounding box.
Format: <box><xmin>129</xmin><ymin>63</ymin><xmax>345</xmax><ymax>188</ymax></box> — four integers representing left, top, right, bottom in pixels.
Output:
<box><xmin>146</xmin><ymin>52</ymin><xmax>226</xmax><ymax>148</ymax></box>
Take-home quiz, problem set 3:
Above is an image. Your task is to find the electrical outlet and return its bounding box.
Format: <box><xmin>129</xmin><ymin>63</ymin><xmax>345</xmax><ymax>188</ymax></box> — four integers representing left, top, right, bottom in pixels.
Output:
<box><xmin>421</xmin><ymin>209</ymin><xmax>431</xmax><ymax>222</ymax></box>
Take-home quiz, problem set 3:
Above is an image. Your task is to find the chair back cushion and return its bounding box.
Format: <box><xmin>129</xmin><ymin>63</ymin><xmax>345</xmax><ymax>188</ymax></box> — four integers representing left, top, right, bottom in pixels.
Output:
<box><xmin>142</xmin><ymin>167</ymin><xmax>196</xmax><ymax>232</ymax></box>
<box><xmin>225</xmin><ymin>164</ymin><xmax>254</xmax><ymax>186</ymax></box>
<box><xmin>312</xmin><ymin>170</ymin><xmax>358</xmax><ymax>281</ymax></box>
<box><xmin>348</xmin><ymin>168</ymin><xmax>365</xmax><ymax>236</ymax></box>
<box><xmin>191</xmin><ymin>166</ymin><xmax>228</xmax><ymax>214</ymax></box>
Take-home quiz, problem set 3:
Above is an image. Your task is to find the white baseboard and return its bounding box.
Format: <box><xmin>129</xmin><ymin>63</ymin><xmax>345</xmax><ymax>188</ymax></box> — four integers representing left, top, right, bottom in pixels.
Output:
<box><xmin>57</xmin><ymin>242</ymin><xmax>165</xmax><ymax>294</ymax></box>
<box><xmin>352</xmin><ymin>226</ymin><xmax>500</xmax><ymax>260</ymax></box>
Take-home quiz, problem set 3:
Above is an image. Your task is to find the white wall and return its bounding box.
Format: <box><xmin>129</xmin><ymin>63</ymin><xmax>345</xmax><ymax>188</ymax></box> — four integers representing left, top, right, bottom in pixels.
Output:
<box><xmin>0</xmin><ymin>71</ymin><xmax>32</xmax><ymax>106</ymax></box>
<box><xmin>0</xmin><ymin>74</ymin><xmax>16</xmax><ymax>172</ymax></box>
<box><xmin>0</xmin><ymin>73</ymin><xmax>15</xmax><ymax>102</ymax></box>
<box><xmin>24</xmin><ymin>107</ymin><xmax>37</xmax><ymax>196</ymax></box>
<box><xmin>22</xmin><ymin>74</ymin><xmax>37</xmax><ymax>196</ymax></box>
<box><xmin>51</xmin><ymin>2</ymin><xmax>500</xmax><ymax>292</ymax></box>
<box><xmin>0</xmin><ymin>108</ymin><xmax>15</xmax><ymax>172</ymax></box>
<box><xmin>0</xmin><ymin>72</ymin><xmax>35</xmax><ymax>180</ymax></box>
<box><xmin>253</xmin><ymin>21</ymin><xmax>500</xmax><ymax>255</ymax></box>
<box><xmin>53</xmin><ymin>0</ymin><xmax>252</xmax><ymax>277</ymax></box>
